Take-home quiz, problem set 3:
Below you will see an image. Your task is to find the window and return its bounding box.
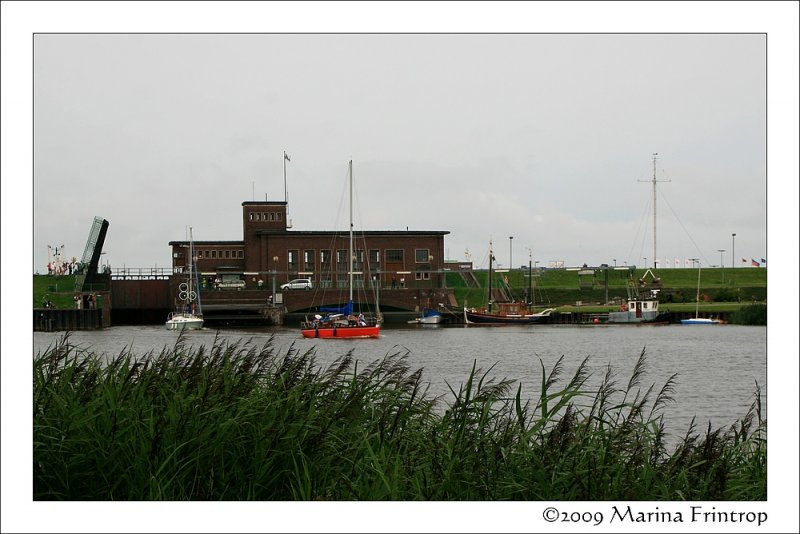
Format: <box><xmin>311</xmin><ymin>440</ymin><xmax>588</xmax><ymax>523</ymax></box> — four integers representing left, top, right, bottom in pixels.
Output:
<box><xmin>288</xmin><ymin>250</ymin><xmax>298</xmax><ymax>272</ymax></box>
<box><xmin>304</xmin><ymin>250</ymin><xmax>315</xmax><ymax>271</ymax></box>
<box><xmin>320</xmin><ymin>250</ymin><xmax>331</xmax><ymax>273</ymax></box>
<box><xmin>369</xmin><ymin>249</ymin><xmax>380</xmax><ymax>271</ymax></box>
<box><xmin>353</xmin><ymin>249</ymin><xmax>364</xmax><ymax>272</ymax></box>
<box><xmin>276</xmin><ymin>212</ymin><xmax>282</xmax><ymax>221</ymax></box>
<box><xmin>385</xmin><ymin>249</ymin><xmax>404</xmax><ymax>263</ymax></box>
<box><xmin>268</xmin><ymin>212</ymin><xmax>274</xmax><ymax>221</ymax></box>
<box><xmin>197</xmin><ymin>251</ymin><xmax>203</xmax><ymax>259</ymax></box>
<box><xmin>336</xmin><ymin>250</ymin><xmax>348</xmax><ymax>272</ymax></box>
<box><xmin>415</xmin><ymin>249</ymin><xmax>430</xmax><ymax>263</ymax></box>
<box><xmin>249</xmin><ymin>213</ymin><xmax>254</xmax><ymax>221</ymax></box>
<box><xmin>211</xmin><ymin>250</ymin><xmax>217</xmax><ymax>259</ymax></box>
<box><xmin>238</xmin><ymin>250</ymin><xmax>244</xmax><ymax>259</ymax></box>
<box><xmin>225</xmin><ymin>250</ymin><xmax>230</xmax><ymax>259</ymax></box>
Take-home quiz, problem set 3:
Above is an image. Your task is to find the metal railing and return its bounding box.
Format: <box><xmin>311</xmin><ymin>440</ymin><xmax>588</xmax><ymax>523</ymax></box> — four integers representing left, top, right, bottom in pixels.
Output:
<box><xmin>110</xmin><ymin>267</ymin><xmax>173</xmax><ymax>280</ymax></box>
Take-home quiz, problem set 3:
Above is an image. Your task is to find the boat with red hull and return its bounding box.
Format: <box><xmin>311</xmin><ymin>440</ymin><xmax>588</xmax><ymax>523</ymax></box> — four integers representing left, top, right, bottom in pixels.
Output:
<box><xmin>301</xmin><ymin>316</ymin><xmax>380</xmax><ymax>338</ymax></box>
<box><xmin>300</xmin><ymin>160</ymin><xmax>380</xmax><ymax>339</ymax></box>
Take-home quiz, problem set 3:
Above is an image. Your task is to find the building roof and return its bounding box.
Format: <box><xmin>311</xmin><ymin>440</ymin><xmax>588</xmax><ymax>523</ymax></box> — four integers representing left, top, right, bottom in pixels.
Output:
<box><xmin>169</xmin><ymin>240</ymin><xmax>245</xmax><ymax>246</ymax></box>
<box><xmin>241</xmin><ymin>201</ymin><xmax>287</xmax><ymax>206</ymax></box>
<box><xmin>254</xmin><ymin>229</ymin><xmax>450</xmax><ymax>237</ymax></box>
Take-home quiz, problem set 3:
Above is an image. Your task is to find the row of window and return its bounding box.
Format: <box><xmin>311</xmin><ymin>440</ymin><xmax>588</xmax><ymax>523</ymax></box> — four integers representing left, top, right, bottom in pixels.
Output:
<box><xmin>248</xmin><ymin>212</ymin><xmax>283</xmax><ymax>222</ymax></box>
<box><xmin>186</xmin><ymin>248</ymin><xmax>432</xmax><ymax>267</ymax></box>
<box><xmin>196</xmin><ymin>250</ymin><xmax>244</xmax><ymax>259</ymax></box>
<box><xmin>287</xmin><ymin>248</ymin><xmax>431</xmax><ymax>270</ymax></box>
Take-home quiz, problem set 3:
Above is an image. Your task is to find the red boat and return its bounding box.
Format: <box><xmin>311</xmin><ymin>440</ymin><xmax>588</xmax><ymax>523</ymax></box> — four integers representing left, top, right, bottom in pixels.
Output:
<box><xmin>299</xmin><ymin>160</ymin><xmax>381</xmax><ymax>339</ymax></box>
<box><xmin>301</xmin><ymin>313</ymin><xmax>380</xmax><ymax>339</ymax></box>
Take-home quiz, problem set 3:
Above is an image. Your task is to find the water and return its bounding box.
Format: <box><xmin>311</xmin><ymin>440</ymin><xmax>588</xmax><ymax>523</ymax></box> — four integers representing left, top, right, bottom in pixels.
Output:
<box><xmin>33</xmin><ymin>323</ymin><xmax>766</xmax><ymax>438</ymax></box>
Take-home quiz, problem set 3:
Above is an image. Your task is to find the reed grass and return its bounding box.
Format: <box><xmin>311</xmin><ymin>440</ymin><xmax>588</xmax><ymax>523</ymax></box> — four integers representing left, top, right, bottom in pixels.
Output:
<box><xmin>33</xmin><ymin>334</ymin><xmax>766</xmax><ymax>500</ymax></box>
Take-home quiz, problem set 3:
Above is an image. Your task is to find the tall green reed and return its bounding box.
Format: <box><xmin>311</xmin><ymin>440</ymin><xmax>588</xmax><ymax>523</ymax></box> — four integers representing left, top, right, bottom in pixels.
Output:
<box><xmin>33</xmin><ymin>334</ymin><xmax>766</xmax><ymax>500</ymax></box>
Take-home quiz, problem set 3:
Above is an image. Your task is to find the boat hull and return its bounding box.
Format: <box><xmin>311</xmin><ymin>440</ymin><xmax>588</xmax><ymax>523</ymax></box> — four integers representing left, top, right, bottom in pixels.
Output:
<box><xmin>607</xmin><ymin>310</ymin><xmax>668</xmax><ymax>324</ymax></box>
<box><xmin>409</xmin><ymin>315</ymin><xmax>442</xmax><ymax>325</ymax></box>
<box><xmin>301</xmin><ymin>325</ymin><xmax>380</xmax><ymax>338</ymax></box>
<box><xmin>165</xmin><ymin>313</ymin><xmax>204</xmax><ymax>330</ymax></box>
<box><xmin>680</xmin><ymin>318</ymin><xmax>721</xmax><ymax>325</ymax></box>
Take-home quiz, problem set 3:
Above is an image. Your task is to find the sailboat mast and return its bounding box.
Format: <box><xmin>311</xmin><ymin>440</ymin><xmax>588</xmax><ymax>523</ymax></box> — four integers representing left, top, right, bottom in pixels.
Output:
<box><xmin>188</xmin><ymin>226</ymin><xmax>193</xmax><ymax>295</ymax></box>
<box><xmin>695</xmin><ymin>261</ymin><xmax>702</xmax><ymax>318</ymax></box>
<box><xmin>488</xmin><ymin>240</ymin><xmax>493</xmax><ymax>313</ymax></box>
<box><xmin>349</xmin><ymin>160</ymin><xmax>354</xmax><ymax>303</ymax></box>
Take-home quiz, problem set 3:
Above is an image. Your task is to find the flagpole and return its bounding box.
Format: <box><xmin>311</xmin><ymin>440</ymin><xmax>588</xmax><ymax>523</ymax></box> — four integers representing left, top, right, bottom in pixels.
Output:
<box><xmin>283</xmin><ymin>151</ymin><xmax>289</xmax><ymax>204</ymax></box>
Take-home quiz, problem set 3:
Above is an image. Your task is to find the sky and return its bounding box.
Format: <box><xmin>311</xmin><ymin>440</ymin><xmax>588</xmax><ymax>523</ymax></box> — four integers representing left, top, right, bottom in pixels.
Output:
<box><xmin>28</xmin><ymin>31</ymin><xmax>770</xmax><ymax>273</ymax></box>
<box><xmin>3</xmin><ymin>2</ymin><xmax>799</xmax><ymax>533</ymax></box>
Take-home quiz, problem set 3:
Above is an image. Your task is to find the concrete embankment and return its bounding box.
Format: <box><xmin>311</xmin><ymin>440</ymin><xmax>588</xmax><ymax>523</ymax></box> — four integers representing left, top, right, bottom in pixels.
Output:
<box><xmin>34</xmin><ymin>308</ymin><xmax>110</xmax><ymax>331</ymax></box>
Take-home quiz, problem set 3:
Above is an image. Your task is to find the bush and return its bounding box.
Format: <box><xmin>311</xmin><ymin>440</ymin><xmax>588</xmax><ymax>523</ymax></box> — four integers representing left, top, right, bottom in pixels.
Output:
<box><xmin>729</xmin><ymin>304</ymin><xmax>767</xmax><ymax>325</ymax></box>
<box><xmin>712</xmin><ymin>287</ymin><xmax>740</xmax><ymax>302</ymax></box>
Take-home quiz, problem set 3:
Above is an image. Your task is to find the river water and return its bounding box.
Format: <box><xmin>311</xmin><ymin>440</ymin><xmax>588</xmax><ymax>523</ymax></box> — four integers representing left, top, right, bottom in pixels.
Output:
<box><xmin>33</xmin><ymin>323</ymin><xmax>766</xmax><ymax>438</ymax></box>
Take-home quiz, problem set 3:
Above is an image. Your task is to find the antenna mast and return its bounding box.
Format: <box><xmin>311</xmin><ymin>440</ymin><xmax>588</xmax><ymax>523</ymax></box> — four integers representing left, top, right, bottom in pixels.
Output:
<box><xmin>639</xmin><ymin>153</ymin><xmax>670</xmax><ymax>269</ymax></box>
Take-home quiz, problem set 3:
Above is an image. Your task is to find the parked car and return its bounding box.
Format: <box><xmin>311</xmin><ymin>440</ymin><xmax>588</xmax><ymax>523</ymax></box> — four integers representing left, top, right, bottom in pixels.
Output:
<box><xmin>280</xmin><ymin>278</ymin><xmax>313</xmax><ymax>290</ymax></box>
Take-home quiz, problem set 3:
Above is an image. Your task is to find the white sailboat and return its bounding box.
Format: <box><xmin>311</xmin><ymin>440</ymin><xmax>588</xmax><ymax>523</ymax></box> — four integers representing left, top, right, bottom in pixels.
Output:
<box><xmin>166</xmin><ymin>227</ymin><xmax>204</xmax><ymax>330</ymax></box>
<box><xmin>681</xmin><ymin>260</ymin><xmax>721</xmax><ymax>325</ymax></box>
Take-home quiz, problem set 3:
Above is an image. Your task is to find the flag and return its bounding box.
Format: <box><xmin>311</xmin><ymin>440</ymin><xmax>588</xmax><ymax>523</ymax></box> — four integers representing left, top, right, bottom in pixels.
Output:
<box><xmin>666</xmin><ymin>259</ymin><xmax>671</xmax><ymax>267</ymax></box>
<box><xmin>751</xmin><ymin>259</ymin><xmax>760</xmax><ymax>267</ymax></box>
<box><xmin>675</xmin><ymin>258</ymin><xmax>680</xmax><ymax>268</ymax></box>
<box><xmin>761</xmin><ymin>258</ymin><xmax>767</xmax><ymax>264</ymax></box>
<box><xmin>742</xmin><ymin>258</ymin><xmax>747</xmax><ymax>263</ymax></box>
<box><xmin>284</xmin><ymin>152</ymin><xmax>291</xmax><ymax>162</ymax></box>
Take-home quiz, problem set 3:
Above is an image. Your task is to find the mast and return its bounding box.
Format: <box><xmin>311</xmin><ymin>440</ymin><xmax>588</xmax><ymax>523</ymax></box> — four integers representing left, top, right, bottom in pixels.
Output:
<box><xmin>528</xmin><ymin>249</ymin><xmax>534</xmax><ymax>307</ymax></box>
<box><xmin>488</xmin><ymin>240</ymin><xmax>494</xmax><ymax>312</ymax></box>
<box><xmin>639</xmin><ymin>153</ymin><xmax>670</xmax><ymax>269</ymax></box>
<box><xmin>694</xmin><ymin>260</ymin><xmax>701</xmax><ymax>318</ymax></box>
<box><xmin>348</xmin><ymin>160</ymin><xmax>354</xmax><ymax>304</ymax></box>
<box><xmin>188</xmin><ymin>226</ymin><xmax>193</xmax><ymax>297</ymax></box>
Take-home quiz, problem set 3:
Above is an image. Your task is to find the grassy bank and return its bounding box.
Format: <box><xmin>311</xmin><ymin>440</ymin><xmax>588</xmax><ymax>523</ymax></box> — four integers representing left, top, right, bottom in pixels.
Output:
<box><xmin>447</xmin><ymin>267</ymin><xmax>767</xmax><ymax>310</ymax></box>
<box><xmin>34</xmin><ymin>335</ymin><xmax>766</xmax><ymax>500</ymax></box>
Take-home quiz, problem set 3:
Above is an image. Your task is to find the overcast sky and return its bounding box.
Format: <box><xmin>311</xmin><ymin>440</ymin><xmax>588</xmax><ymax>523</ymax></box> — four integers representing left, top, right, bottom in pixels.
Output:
<box><xmin>30</xmin><ymin>32</ymin><xmax>770</xmax><ymax>272</ymax></box>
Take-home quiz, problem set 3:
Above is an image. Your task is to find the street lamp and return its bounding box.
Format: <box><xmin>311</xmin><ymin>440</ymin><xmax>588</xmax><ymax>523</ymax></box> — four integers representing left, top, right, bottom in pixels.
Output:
<box><xmin>731</xmin><ymin>233</ymin><xmax>736</xmax><ymax>270</ymax></box>
<box><xmin>509</xmin><ymin>236</ymin><xmax>514</xmax><ymax>272</ymax></box>
<box><xmin>613</xmin><ymin>258</ymin><xmax>617</xmax><ymax>267</ymax></box>
<box><xmin>272</xmin><ymin>255</ymin><xmax>279</xmax><ymax>305</ymax></box>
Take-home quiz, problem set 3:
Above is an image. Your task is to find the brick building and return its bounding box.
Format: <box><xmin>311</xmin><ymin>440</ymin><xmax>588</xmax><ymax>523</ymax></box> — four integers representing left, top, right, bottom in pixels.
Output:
<box><xmin>169</xmin><ymin>200</ymin><xmax>450</xmax><ymax>291</ymax></box>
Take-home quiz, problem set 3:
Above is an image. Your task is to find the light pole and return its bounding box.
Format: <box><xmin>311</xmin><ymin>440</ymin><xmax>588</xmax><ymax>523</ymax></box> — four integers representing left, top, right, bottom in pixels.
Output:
<box><xmin>272</xmin><ymin>255</ymin><xmax>279</xmax><ymax>305</ymax></box>
<box><xmin>509</xmin><ymin>236</ymin><xmax>514</xmax><ymax>273</ymax></box>
<box><xmin>613</xmin><ymin>258</ymin><xmax>617</xmax><ymax>267</ymax></box>
<box><xmin>717</xmin><ymin>249</ymin><xmax>725</xmax><ymax>283</ymax></box>
<box><xmin>731</xmin><ymin>233</ymin><xmax>736</xmax><ymax>270</ymax></box>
